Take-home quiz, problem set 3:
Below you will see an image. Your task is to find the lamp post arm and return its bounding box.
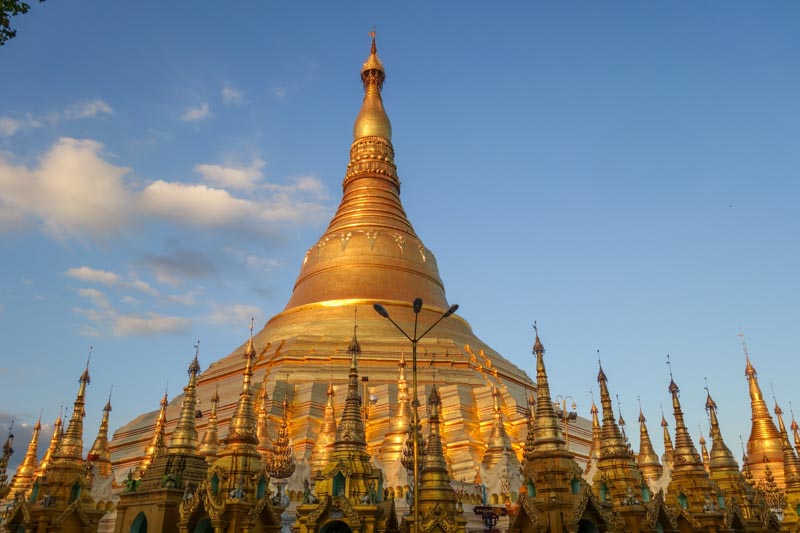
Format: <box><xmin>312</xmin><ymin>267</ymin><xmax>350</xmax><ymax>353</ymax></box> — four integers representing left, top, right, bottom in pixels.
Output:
<box><xmin>383</xmin><ymin>315</ymin><xmax>414</xmax><ymax>343</ymax></box>
<box><xmin>417</xmin><ymin>311</ymin><xmax>452</xmax><ymax>342</ymax></box>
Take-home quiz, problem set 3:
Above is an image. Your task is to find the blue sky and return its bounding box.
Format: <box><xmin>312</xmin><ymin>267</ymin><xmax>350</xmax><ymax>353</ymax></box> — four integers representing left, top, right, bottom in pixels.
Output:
<box><xmin>1</xmin><ymin>3</ymin><xmax>798</xmax><ymax>469</ymax></box>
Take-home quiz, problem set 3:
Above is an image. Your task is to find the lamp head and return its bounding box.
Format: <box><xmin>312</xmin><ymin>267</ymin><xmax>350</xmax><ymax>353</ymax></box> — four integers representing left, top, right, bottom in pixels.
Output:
<box><xmin>373</xmin><ymin>303</ymin><xmax>389</xmax><ymax>318</ymax></box>
<box><xmin>413</xmin><ymin>298</ymin><xmax>423</xmax><ymax>314</ymax></box>
<box><xmin>444</xmin><ymin>304</ymin><xmax>459</xmax><ymax>318</ymax></box>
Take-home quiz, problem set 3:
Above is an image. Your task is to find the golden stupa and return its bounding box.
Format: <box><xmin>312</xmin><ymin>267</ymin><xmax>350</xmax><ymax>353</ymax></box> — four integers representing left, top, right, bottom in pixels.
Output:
<box><xmin>110</xmin><ymin>36</ymin><xmax>591</xmax><ymax>500</ymax></box>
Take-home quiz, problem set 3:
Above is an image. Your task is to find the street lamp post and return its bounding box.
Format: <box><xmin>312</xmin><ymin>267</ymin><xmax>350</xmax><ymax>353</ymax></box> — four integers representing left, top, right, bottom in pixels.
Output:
<box><xmin>555</xmin><ymin>395</ymin><xmax>577</xmax><ymax>448</ymax></box>
<box><xmin>374</xmin><ymin>298</ymin><xmax>459</xmax><ymax>533</ymax></box>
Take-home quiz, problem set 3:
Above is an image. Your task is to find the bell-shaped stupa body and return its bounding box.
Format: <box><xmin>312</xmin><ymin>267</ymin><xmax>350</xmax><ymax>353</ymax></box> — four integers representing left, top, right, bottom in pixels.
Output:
<box><xmin>110</xmin><ymin>36</ymin><xmax>591</xmax><ymax>495</ymax></box>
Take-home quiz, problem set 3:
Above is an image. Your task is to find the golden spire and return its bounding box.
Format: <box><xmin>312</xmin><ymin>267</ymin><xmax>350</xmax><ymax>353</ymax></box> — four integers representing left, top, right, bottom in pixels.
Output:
<box><xmin>592</xmin><ymin>360</ymin><xmax>645</xmax><ymax>503</ymax></box>
<box><xmin>699</xmin><ymin>432</ymin><xmax>710</xmax><ymax>473</ymax></box>
<box><xmin>416</xmin><ymin>383</ymin><xmax>466</xmax><ymax>533</ymax></box>
<box><xmin>667</xmin><ymin>371</ymin><xmax>703</xmax><ymax>468</ymax></box>
<box><xmin>353</xmin><ymin>29</ymin><xmax>391</xmax><ymax>141</ymax></box>
<box><xmin>8</xmin><ymin>416</ymin><xmax>40</xmax><ymax>496</ymax></box>
<box><xmin>529</xmin><ymin>323</ymin><xmax>566</xmax><ymax>452</ymax></box>
<box><xmin>583</xmin><ymin>394</ymin><xmax>601</xmax><ymax>475</ymax></box>
<box><xmin>54</xmin><ymin>354</ymin><xmax>91</xmax><ymax>462</ymax></box>
<box><xmin>596</xmin><ymin>362</ymin><xmax>629</xmax><ymax>458</ymax></box>
<box><xmin>256</xmin><ymin>367</ymin><xmax>272</xmax><ymax>464</ymax></box>
<box><xmin>774</xmin><ymin>400</ymin><xmax>800</xmax><ymax>488</ymax></box>
<box><xmin>705</xmin><ymin>388</ymin><xmax>739</xmax><ymax>473</ymax></box>
<box><xmin>524</xmin><ymin>390</ymin><xmax>537</xmax><ymax>462</ymax></box>
<box><xmin>378</xmin><ymin>350</ymin><xmax>411</xmax><ymax>466</ymax></box>
<box><xmin>421</xmin><ymin>385</ymin><xmax>448</xmax><ymax>473</ymax></box>
<box><xmin>334</xmin><ymin>320</ymin><xmax>367</xmax><ymax>448</ymax></box>
<box><xmin>87</xmin><ymin>390</ymin><xmax>113</xmax><ymax>477</ymax></box>
<box><xmin>661</xmin><ymin>412</ymin><xmax>674</xmax><ymax>466</ymax></box>
<box><xmin>198</xmin><ymin>386</ymin><xmax>220</xmax><ymax>462</ymax></box>
<box><xmin>312</xmin><ymin>372</ymin><xmax>338</xmax><ymax>474</ymax></box>
<box><xmin>168</xmin><ymin>343</ymin><xmax>202</xmax><ymax>454</ymax></box>
<box><xmin>739</xmin><ymin>331</ymin><xmax>785</xmax><ymax>484</ymax></box>
<box><xmin>664</xmin><ymin>361</ymin><xmax>721</xmax><ymax>515</ymax></box>
<box><xmin>482</xmin><ymin>384</ymin><xmax>515</xmax><ymax>469</ymax></box>
<box><xmin>637</xmin><ymin>407</ymin><xmax>663</xmax><ymax>482</ymax></box>
<box><xmin>36</xmin><ymin>410</ymin><xmax>63</xmax><ymax>476</ymax></box>
<box><xmin>792</xmin><ymin>408</ymin><xmax>800</xmax><ymax>458</ymax></box>
<box><xmin>266</xmin><ymin>396</ymin><xmax>296</xmax><ymax>480</ymax></box>
<box><xmin>136</xmin><ymin>390</ymin><xmax>168</xmax><ymax>477</ymax></box>
<box><xmin>223</xmin><ymin>321</ymin><xmax>259</xmax><ymax>448</ymax></box>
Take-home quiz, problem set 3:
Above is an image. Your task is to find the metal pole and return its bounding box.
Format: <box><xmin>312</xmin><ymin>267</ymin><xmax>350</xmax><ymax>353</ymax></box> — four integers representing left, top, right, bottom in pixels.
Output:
<box><xmin>411</xmin><ymin>311</ymin><xmax>420</xmax><ymax>533</ymax></box>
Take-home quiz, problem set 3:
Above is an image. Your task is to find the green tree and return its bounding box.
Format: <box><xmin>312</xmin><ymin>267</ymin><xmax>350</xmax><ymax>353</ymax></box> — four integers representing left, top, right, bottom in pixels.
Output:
<box><xmin>1</xmin><ymin>0</ymin><xmax>43</xmax><ymax>46</ymax></box>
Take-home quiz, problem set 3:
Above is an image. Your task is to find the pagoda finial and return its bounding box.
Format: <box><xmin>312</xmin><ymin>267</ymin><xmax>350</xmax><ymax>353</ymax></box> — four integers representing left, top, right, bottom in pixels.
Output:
<box><xmin>55</xmin><ymin>358</ymin><xmax>93</xmax><ymax>463</ymax></box>
<box><xmin>223</xmin><ymin>323</ymin><xmax>260</xmax><ymax>449</ymax></box>
<box><xmin>168</xmin><ymin>344</ymin><xmax>202</xmax><ymax>454</ymax></box>
<box><xmin>354</xmin><ymin>29</ymin><xmax>390</xmax><ymax>140</ymax></box>
<box><xmin>637</xmin><ymin>405</ymin><xmax>663</xmax><ymax>482</ymax></box>
<box><xmin>7</xmin><ymin>414</ymin><xmax>42</xmax><ymax>496</ymax></box>
<box><xmin>666</xmin><ymin>365</ymin><xmax>703</xmax><ymax>469</ymax></box>
<box><xmin>137</xmin><ymin>390</ymin><xmax>169</xmax><ymax>477</ymax></box>
<box><xmin>267</xmin><ymin>395</ymin><xmax>296</xmax><ymax>479</ymax></box>
<box><xmin>256</xmin><ymin>367</ymin><xmax>272</xmax><ymax>463</ymax></box>
<box><xmin>36</xmin><ymin>411</ymin><xmax>63</xmax><ymax>476</ymax></box>
<box><xmin>199</xmin><ymin>384</ymin><xmax>220</xmax><ymax>462</ymax></box>
<box><xmin>529</xmin><ymin>322</ymin><xmax>567</xmax><ymax>453</ymax></box>
<box><xmin>88</xmin><ymin>388</ymin><xmax>113</xmax><ymax>477</ymax></box>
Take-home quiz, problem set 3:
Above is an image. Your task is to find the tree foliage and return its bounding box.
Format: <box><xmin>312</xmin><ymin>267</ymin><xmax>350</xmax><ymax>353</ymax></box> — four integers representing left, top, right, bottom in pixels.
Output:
<box><xmin>1</xmin><ymin>0</ymin><xmax>43</xmax><ymax>46</ymax></box>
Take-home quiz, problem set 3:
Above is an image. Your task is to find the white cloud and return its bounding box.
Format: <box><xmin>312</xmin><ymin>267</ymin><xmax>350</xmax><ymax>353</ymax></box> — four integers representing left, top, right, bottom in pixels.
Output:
<box><xmin>76</xmin><ymin>287</ymin><xmax>111</xmax><ymax>309</ymax></box>
<box><xmin>224</xmin><ymin>247</ymin><xmax>280</xmax><ymax>273</ymax></box>
<box><xmin>0</xmin><ymin>115</ymin><xmax>41</xmax><ymax>136</ymax></box>
<box><xmin>205</xmin><ymin>303</ymin><xmax>264</xmax><ymax>326</ymax></box>
<box><xmin>0</xmin><ymin>138</ymin><xmax>133</xmax><ymax>240</ymax></box>
<box><xmin>222</xmin><ymin>86</ymin><xmax>245</xmax><ymax>106</ymax></box>
<box><xmin>66</xmin><ymin>266</ymin><xmax>159</xmax><ymax>296</ymax></box>
<box><xmin>0</xmin><ymin>100</ymin><xmax>112</xmax><ymax>137</ymax></box>
<box><xmin>0</xmin><ymin>138</ymin><xmax>331</xmax><ymax>239</ymax></box>
<box><xmin>63</xmin><ymin>99</ymin><xmax>114</xmax><ymax>120</ymax></box>
<box><xmin>66</xmin><ymin>266</ymin><xmax>120</xmax><ymax>286</ymax></box>
<box><xmin>180</xmin><ymin>102</ymin><xmax>212</xmax><ymax>122</ymax></box>
<box><xmin>194</xmin><ymin>158</ymin><xmax>264</xmax><ymax>190</ymax></box>
<box><xmin>74</xmin><ymin>288</ymin><xmax>189</xmax><ymax>337</ymax></box>
<box><xmin>139</xmin><ymin>181</ymin><xmax>253</xmax><ymax>227</ymax></box>
<box><xmin>113</xmin><ymin>312</ymin><xmax>190</xmax><ymax>337</ymax></box>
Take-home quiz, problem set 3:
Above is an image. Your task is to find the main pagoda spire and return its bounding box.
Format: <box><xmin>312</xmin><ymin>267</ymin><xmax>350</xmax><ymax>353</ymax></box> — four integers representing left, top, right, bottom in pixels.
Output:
<box><xmin>284</xmin><ymin>33</ymin><xmax>448</xmax><ymax>311</ymax></box>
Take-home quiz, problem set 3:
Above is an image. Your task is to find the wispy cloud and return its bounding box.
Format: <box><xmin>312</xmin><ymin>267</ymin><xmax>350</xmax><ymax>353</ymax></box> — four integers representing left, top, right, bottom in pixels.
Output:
<box><xmin>224</xmin><ymin>247</ymin><xmax>280</xmax><ymax>273</ymax></box>
<box><xmin>113</xmin><ymin>312</ymin><xmax>190</xmax><ymax>337</ymax></box>
<box><xmin>63</xmin><ymin>99</ymin><xmax>114</xmax><ymax>120</ymax></box>
<box><xmin>180</xmin><ymin>102</ymin><xmax>212</xmax><ymax>122</ymax></box>
<box><xmin>66</xmin><ymin>266</ymin><xmax>158</xmax><ymax>296</ymax></box>
<box><xmin>221</xmin><ymin>86</ymin><xmax>245</xmax><ymax>106</ymax></box>
<box><xmin>270</xmin><ymin>86</ymin><xmax>288</xmax><ymax>101</ymax></box>
<box><xmin>204</xmin><ymin>302</ymin><xmax>264</xmax><ymax>327</ymax></box>
<box><xmin>0</xmin><ymin>115</ymin><xmax>41</xmax><ymax>136</ymax></box>
<box><xmin>0</xmin><ymin>99</ymin><xmax>113</xmax><ymax>137</ymax></box>
<box><xmin>73</xmin><ymin>288</ymin><xmax>190</xmax><ymax>338</ymax></box>
<box><xmin>194</xmin><ymin>157</ymin><xmax>264</xmax><ymax>191</ymax></box>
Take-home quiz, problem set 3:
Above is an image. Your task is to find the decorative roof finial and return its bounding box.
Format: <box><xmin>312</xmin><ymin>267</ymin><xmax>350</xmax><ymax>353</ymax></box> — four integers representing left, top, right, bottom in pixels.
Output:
<box><xmin>739</xmin><ymin>328</ymin><xmax>757</xmax><ymax>377</ymax></box>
